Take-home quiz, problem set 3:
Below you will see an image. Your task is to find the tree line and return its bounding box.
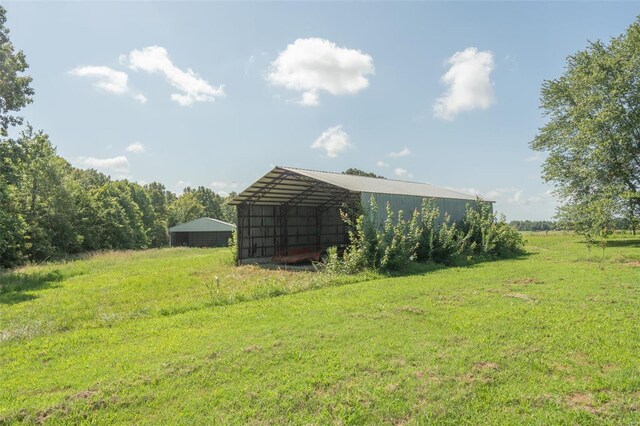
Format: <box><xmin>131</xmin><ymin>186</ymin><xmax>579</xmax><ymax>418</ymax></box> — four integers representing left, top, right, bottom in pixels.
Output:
<box><xmin>0</xmin><ymin>127</ymin><xmax>235</xmax><ymax>268</ymax></box>
<box><xmin>509</xmin><ymin>221</ymin><xmax>556</xmax><ymax>232</ymax></box>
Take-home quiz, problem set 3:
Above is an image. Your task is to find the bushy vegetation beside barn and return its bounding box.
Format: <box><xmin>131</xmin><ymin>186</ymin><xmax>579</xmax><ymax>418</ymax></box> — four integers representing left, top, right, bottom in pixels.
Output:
<box><xmin>326</xmin><ymin>197</ymin><xmax>523</xmax><ymax>274</ymax></box>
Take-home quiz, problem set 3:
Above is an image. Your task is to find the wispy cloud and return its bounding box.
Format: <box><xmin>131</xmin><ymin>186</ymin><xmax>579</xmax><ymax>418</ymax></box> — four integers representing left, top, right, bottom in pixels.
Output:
<box><xmin>434</xmin><ymin>47</ymin><xmax>496</xmax><ymax>120</ymax></box>
<box><xmin>311</xmin><ymin>126</ymin><xmax>352</xmax><ymax>158</ymax></box>
<box><xmin>70</xmin><ymin>66</ymin><xmax>147</xmax><ymax>103</ymax></box>
<box><xmin>125</xmin><ymin>142</ymin><xmax>145</xmax><ymax>153</ymax></box>
<box><xmin>77</xmin><ymin>155</ymin><xmax>129</xmax><ymax>173</ymax></box>
<box><xmin>525</xmin><ymin>153</ymin><xmax>542</xmax><ymax>162</ymax></box>
<box><xmin>376</xmin><ymin>160</ymin><xmax>389</xmax><ymax>168</ymax></box>
<box><xmin>267</xmin><ymin>38</ymin><xmax>374</xmax><ymax>106</ymax></box>
<box><xmin>123</xmin><ymin>45</ymin><xmax>225</xmax><ymax>106</ymax></box>
<box><xmin>388</xmin><ymin>147</ymin><xmax>411</xmax><ymax>158</ymax></box>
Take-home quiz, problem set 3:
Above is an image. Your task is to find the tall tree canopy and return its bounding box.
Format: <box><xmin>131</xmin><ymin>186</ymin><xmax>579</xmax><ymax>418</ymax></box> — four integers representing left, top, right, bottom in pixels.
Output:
<box><xmin>531</xmin><ymin>17</ymin><xmax>640</xmax><ymax>233</ymax></box>
<box><xmin>0</xmin><ymin>6</ymin><xmax>34</xmax><ymax>136</ymax></box>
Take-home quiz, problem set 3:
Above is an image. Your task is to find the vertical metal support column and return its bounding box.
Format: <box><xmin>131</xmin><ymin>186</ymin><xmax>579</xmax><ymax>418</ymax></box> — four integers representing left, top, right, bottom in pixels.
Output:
<box><xmin>279</xmin><ymin>204</ymin><xmax>288</xmax><ymax>255</ymax></box>
<box><xmin>236</xmin><ymin>204</ymin><xmax>244</xmax><ymax>265</ymax></box>
<box><xmin>247</xmin><ymin>205</ymin><xmax>254</xmax><ymax>258</ymax></box>
<box><xmin>316</xmin><ymin>207</ymin><xmax>322</xmax><ymax>249</ymax></box>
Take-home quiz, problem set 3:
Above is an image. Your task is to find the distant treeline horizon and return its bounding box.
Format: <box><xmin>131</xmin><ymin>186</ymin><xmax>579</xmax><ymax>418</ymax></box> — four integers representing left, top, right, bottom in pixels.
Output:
<box><xmin>509</xmin><ymin>219</ymin><xmax>634</xmax><ymax>232</ymax></box>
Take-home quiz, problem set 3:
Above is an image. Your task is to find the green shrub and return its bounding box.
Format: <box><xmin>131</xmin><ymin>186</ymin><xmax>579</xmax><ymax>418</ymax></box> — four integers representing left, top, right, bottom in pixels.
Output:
<box><xmin>461</xmin><ymin>201</ymin><xmax>524</xmax><ymax>257</ymax></box>
<box><xmin>330</xmin><ymin>197</ymin><xmax>421</xmax><ymax>273</ymax></box>
<box><xmin>327</xmin><ymin>196</ymin><xmax>524</xmax><ymax>274</ymax></box>
<box><xmin>228</xmin><ymin>229</ymin><xmax>238</xmax><ymax>265</ymax></box>
<box><xmin>379</xmin><ymin>206</ymin><xmax>419</xmax><ymax>271</ymax></box>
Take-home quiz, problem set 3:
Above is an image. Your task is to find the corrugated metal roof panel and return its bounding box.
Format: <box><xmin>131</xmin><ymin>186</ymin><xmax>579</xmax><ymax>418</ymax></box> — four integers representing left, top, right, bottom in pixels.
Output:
<box><xmin>169</xmin><ymin>217</ymin><xmax>236</xmax><ymax>233</ymax></box>
<box><xmin>281</xmin><ymin>167</ymin><xmax>489</xmax><ymax>201</ymax></box>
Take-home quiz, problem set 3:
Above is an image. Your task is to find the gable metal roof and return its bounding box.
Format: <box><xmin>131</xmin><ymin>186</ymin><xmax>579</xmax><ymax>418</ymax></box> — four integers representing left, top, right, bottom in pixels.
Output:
<box><xmin>169</xmin><ymin>217</ymin><xmax>236</xmax><ymax>233</ymax></box>
<box><xmin>284</xmin><ymin>167</ymin><xmax>487</xmax><ymax>201</ymax></box>
<box><xmin>229</xmin><ymin>166</ymin><xmax>492</xmax><ymax>206</ymax></box>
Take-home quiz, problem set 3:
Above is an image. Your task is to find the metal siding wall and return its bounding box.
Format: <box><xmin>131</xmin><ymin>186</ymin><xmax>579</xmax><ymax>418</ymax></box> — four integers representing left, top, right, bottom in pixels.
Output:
<box><xmin>361</xmin><ymin>192</ymin><xmax>476</xmax><ymax>225</ymax></box>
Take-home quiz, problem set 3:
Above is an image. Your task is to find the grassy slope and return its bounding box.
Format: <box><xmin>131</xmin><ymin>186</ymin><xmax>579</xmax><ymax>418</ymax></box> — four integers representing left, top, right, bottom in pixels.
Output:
<box><xmin>1</xmin><ymin>234</ymin><xmax>639</xmax><ymax>424</ymax></box>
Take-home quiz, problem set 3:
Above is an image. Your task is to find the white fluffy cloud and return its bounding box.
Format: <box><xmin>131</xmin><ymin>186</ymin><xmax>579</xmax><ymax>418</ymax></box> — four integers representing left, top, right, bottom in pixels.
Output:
<box><xmin>124</xmin><ymin>46</ymin><xmax>225</xmax><ymax>106</ymax></box>
<box><xmin>376</xmin><ymin>160</ymin><xmax>389</xmax><ymax>168</ymax></box>
<box><xmin>389</xmin><ymin>147</ymin><xmax>411</xmax><ymax>158</ymax></box>
<box><xmin>125</xmin><ymin>142</ymin><xmax>145</xmax><ymax>153</ymax></box>
<box><xmin>394</xmin><ymin>167</ymin><xmax>412</xmax><ymax>178</ymax></box>
<box><xmin>434</xmin><ymin>47</ymin><xmax>496</xmax><ymax>120</ymax></box>
<box><xmin>311</xmin><ymin>126</ymin><xmax>352</xmax><ymax>158</ymax></box>
<box><xmin>78</xmin><ymin>156</ymin><xmax>129</xmax><ymax>173</ymax></box>
<box><xmin>267</xmin><ymin>38</ymin><xmax>374</xmax><ymax>106</ymax></box>
<box><xmin>70</xmin><ymin>66</ymin><xmax>147</xmax><ymax>103</ymax></box>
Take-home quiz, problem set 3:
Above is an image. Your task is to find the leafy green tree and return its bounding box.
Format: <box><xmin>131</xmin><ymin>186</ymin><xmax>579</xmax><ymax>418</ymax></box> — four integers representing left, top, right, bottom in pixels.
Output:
<box><xmin>183</xmin><ymin>186</ymin><xmax>225</xmax><ymax>219</ymax></box>
<box><xmin>92</xmin><ymin>181</ymin><xmax>148</xmax><ymax>250</ymax></box>
<box><xmin>531</xmin><ymin>17</ymin><xmax>640</xmax><ymax>234</ymax></box>
<box><xmin>342</xmin><ymin>168</ymin><xmax>385</xmax><ymax>179</ymax></box>
<box><xmin>557</xmin><ymin>196</ymin><xmax>616</xmax><ymax>256</ymax></box>
<box><xmin>221</xmin><ymin>192</ymin><xmax>237</xmax><ymax>224</ymax></box>
<box><xmin>0</xmin><ymin>178</ymin><xmax>26</xmax><ymax>268</ymax></box>
<box><xmin>11</xmin><ymin>128</ymin><xmax>82</xmax><ymax>259</ymax></box>
<box><xmin>0</xmin><ymin>6</ymin><xmax>34</xmax><ymax>136</ymax></box>
<box><xmin>0</xmin><ymin>134</ymin><xmax>26</xmax><ymax>267</ymax></box>
<box><xmin>144</xmin><ymin>182</ymin><xmax>171</xmax><ymax>246</ymax></box>
<box><xmin>168</xmin><ymin>192</ymin><xmax>205</xmax><ymax>227</ymax></box>
<box><xmin>127</xmin><ymin>181</ymin><xmax>155</xmax><ymax>242</ymax></box>
<box><xmin>69</xmin><ymin>168</ymin><xmax>111</xmax><ymax>251</ymax></box>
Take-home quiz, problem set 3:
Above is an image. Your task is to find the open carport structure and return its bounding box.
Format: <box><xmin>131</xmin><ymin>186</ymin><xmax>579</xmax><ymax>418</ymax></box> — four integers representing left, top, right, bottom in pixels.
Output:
<box><xmin>229</xmin><ymin>166</ymin><xmax>490</xmax><ymax>264</ymax></box>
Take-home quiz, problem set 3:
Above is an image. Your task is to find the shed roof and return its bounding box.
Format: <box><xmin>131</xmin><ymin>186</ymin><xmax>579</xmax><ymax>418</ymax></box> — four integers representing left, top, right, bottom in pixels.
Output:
<box><xmin>169</xmin><ymin>217</ymin><xmax>236</xmax><ymax>233</ymax></box>
<box><xmin>230</xmin><ymin>166</ymin><xmax>492</xmax><ymax>206</ymax></box>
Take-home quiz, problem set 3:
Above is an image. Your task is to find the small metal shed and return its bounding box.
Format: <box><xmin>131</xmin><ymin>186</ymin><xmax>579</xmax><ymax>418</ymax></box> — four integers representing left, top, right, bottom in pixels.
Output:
<box><xmin>169</xmin><ymin>217</ymin><xmax>235</xmax><ymax>248</ymax></box>
<box><xmin>229</xmin><ymin>166</ymin><xmax>493</xmax><ymax>264</ymax></box>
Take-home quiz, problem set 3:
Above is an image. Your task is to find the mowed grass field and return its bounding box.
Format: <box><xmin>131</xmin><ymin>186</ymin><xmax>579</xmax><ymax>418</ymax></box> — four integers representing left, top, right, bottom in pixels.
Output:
<box><xmin>1</xmin><ymin>234</ymin><xmax>639</xmax><ymax>424</ymax></box>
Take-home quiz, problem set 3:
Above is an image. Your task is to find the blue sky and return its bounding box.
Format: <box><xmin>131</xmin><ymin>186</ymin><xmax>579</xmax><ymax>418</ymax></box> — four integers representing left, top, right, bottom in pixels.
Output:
<box><xmin>6</xmin><ymin>2</ymin><xmax>640</xmax><ymax>220</ymax></box>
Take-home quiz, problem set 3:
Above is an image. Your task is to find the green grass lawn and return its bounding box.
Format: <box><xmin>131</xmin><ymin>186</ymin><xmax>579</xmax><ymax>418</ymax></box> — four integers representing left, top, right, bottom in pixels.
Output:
<box><xmin>1</xmin><ymin>234</ymin><xmax>639</xmax><ymax>424</ymax></box>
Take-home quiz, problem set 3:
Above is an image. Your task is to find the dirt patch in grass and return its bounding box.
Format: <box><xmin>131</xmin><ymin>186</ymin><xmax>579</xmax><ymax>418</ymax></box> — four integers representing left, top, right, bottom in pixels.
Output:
<box><xmin>244</xmin><ymin>344</ymin><xmax>262</xmax><ymax>353</ymax></box>
<box><xmin>70</xmin><ymin>390</ymin><xmax>97</xmax><ymax>400</ymax></box>
<box><xmin>414</xmin><ymin>370</ymin><xmax>442</xmax><ymax>384</ymax></box>
<box><xmin>460</xmin><ymin>362</ymin><xmax>500</xmax><ymax>385</ymax></box>
<box><xmin>385</xmin><ymin>382</ymin><xmax>399</xmax><ymax>392</ymax></box>
<box><xmin>474</xmin><ymin>362</ymin><xmax>499</xmax><ymax>371</ymax></box>
<box><xmin>570</xmin><ymin>352</ymin><xmax>594</xmax><ymax>367</ymax></box>
<box><xmin>624</xmin><ymin>261</ymin><xmax>640</xmax><ymax>267</ymax></box>
<box><xmin>434</xmin><ymin>295</ymin><xmax>465</xmax><ymax>306</ymax></box>
<box><xmin>507</xmin><ymin>278</ymin><xmax>544</xmax><ymax>285</ymax></box>
<box><xmin>504</xmin><ymin>293</ymin><xmax>535</xmax><ymax>302</ymax></box>
<box><xmin>565</xmin><ymin>392</ymin><xmax>601</xmax><ymax>414</ymax></box>
<box><xmin>397</xmin><ymin>306</ymin><xmax>424</xmax><ymax>315</ymax></box>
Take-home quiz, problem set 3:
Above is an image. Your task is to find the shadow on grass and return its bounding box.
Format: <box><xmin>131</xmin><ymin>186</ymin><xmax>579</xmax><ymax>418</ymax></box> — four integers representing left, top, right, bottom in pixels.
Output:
<box><xmin>603</xmin><ymin>239</ymin><xmax>640</xmax><ymax>248</ymax></box>
<box><xmin>0</xmin><ymin>270</ymin><xmax>64</xmax><ymax>305</ymax></box>
<box><xmin>249</xmin><ymin>250</ymin><xmax>532</xmax><ymax>278</ymax></box>
<box><xmin>386</xmin><ymin>251</ymin><xmax>533</xmax><ymax>278</ymax></box>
